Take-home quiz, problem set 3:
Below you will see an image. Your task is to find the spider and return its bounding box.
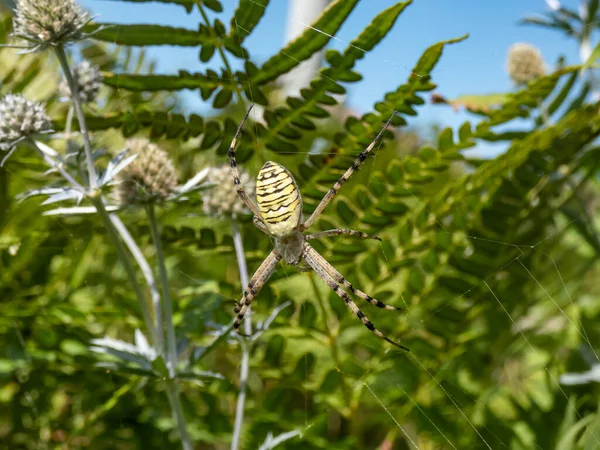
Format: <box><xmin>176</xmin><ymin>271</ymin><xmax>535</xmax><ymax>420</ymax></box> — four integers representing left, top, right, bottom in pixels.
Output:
<box><xmin>227</xmin><ymin>105</ymin><xmax>408</xmax><ymax>351</ymax></box>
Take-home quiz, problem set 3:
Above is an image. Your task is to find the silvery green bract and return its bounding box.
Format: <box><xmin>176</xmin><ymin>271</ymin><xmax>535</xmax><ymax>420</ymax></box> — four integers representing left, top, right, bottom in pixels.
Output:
<box><xmin>0</xmin><ymin>94</ymin><xmax>51</xmax><ymax>163</ymax></box>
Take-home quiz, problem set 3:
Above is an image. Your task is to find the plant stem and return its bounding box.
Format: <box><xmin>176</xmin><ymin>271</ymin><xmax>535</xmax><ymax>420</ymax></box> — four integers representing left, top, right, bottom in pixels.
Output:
<box><xmin>110</xmin><ymin>214</ymin><xmax>163</xmax><ymax>353</ymax></box>
<box><xmin>146</xmin><ymin>204</ymin><xmax>177</xmax><ymax>377</ymax></box>
<box><xmin>106</xmin><ymin>208</ymin><xmax>192</xmax><ymax>449</ymax></box>
<box><xmin>309</xmin><ymin>274</ymin><xmax>351</xmax><ymax>409</ymax></box>
<box><xmin>166</xmin><ymin>382</ymin><xmax>194</xmax><ymax>450</ymax></box>
<box><xmin>54</xmin><ymin>45</ymin><xmax>98</xmax><ymax>189</ymax></box>
<box><xmin>230</xmin><ymin>219</ymin><xmax>250</xmax><ymax>450</ymax></box>
<box><xmin>91</xmin><ymin>197</ymin><xmax>158</xmax><ymax>345</ymax></box>
<box><xmin>197</xmin><ymin>3</ymin><xmax>245</xmax><ymax>106</ymax></box>
<box><xmin>65</xmin><ymin>105</ymin><xmax>74</xmax><ymax>136</ymax></box>
<box><xmin>538</xmin><ymin>100</ymin><xmax>550</xmax><ymax>126</ymax></box>
<box><xmin>231</xmin><ymin>220</ymin><xmax>252</xmax><ymax>336</ymax></box>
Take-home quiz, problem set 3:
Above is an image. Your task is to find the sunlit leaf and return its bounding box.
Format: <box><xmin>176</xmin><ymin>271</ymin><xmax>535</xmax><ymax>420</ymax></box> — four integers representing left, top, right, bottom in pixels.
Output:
<box><xmin>253</xmin><ymin>0</ymin><xmax>360</xmax><ymax>84</ymax></box>
<box><xmin>87</xmin><ymin>23</ymin><xmax>210</xmax><ymax>46</ymax></box>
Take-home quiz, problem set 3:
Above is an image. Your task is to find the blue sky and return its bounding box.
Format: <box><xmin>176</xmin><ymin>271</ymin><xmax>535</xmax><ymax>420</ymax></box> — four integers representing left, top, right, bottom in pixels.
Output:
<box><xmin>82</xmin><ymin>0</ymin><xmax>584</xmax><ymax>153</ymax></box>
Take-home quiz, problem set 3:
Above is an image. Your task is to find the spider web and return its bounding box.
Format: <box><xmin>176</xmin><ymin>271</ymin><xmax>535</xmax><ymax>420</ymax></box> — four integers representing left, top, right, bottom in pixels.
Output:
<box><xmin>2</xmin><ymin>0</ymin><xmax>600</xmax><ymax>449</ymax></box>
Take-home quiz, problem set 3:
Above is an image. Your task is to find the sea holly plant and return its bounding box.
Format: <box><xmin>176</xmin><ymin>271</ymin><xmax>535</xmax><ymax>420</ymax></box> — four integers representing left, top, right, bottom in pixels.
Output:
<box><xmin>2</xmin><ymin>0</ymin><xmax>208</xmax><ymax>448</ymax></box>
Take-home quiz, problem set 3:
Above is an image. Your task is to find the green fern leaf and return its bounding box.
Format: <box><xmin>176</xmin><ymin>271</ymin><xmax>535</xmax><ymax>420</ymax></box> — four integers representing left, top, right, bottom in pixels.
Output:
<box><xmin>199</xmin><ymin>43</ymin><xmax>217</xmax><ymax>62</ymax></box>
<box><xmin>410</xmin><ymin>103</ymin><xmax>600</xmax><ymax>286</ymax></box>
<box><xmin>201</xmin><ymin>0</ymin><xmax>223</xmax><ymax>12</ymax></box>
<box><xmin>370</xmin><ymin>34</ymin><xmax>469</xmax><ymax>119</ymax></box>
<box><xmin>261</xmin><ymin>1</ymin><xmax>411</xmax><ymax>155</ymax></box>
<box><xmin>481</xmin><ymin>66</ymin><xmax>579</xmax><ymax>128</ymax></box>
<box><xmin>299</xmin><ymin>35</ymin><xmax>467</xmax><ymax>218</ymax></box>
<box><xmin>87</xmin><ymin>23</ymin><xmax>210</xmax><ymax>46</ymax></box>
<box><xmin>433</xmin><ymin>93</ymin><xmax>509</xmax><ymax>113</ymax></box>
<box><xmin>544</xmin><ymin>70</ymin><xmax>578</xmax><ymax>117</ymax></box>
<box><xmin>227</xmin><ymin>0</ymin><xmax>269</xmax><ymax>44</ymax></box>
<box><xmin>565</xmin><ymin>82</ymin><xmax>591</xmax><ymax>114</ymax></box>
<box><xmin>252</xmin><ymin>0</ymin><xmax>361</xmax><ymax>85</ymax></box>
<box><xmin>63</xmin><ymin>109</ymin><xmax>206</xmax><ymax>141</ymax></box>
<box><xmin>107</xmin><ymin>0</ymin><xmax>196</xmax><ymax>13</ymax></box>
<box><xmin>102</xmin><ymin>70</ymin><xmax>237</xmax><ymax>92</ymax></box>
<box><xmin>212</xmin><ymin>88</ymin><xmax>233</xmax><ymax>109</ymax></box>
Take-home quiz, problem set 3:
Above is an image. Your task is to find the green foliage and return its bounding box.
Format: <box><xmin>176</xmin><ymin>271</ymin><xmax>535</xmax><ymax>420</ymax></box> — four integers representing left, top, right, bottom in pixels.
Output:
<box><xmin>102</xmin><ymin>70</ymin><xmax>239</xmax><ymax>92</ymax></box>
<box><xmin>227</xmin><ymin>0</ymin><xmax>268</xmax><ymax>44</ymax></box>
<box><xmin>89</xmin><ymin>23</ymin><xmax>212</xmax><ymax>47</ymax></box>
<box><xmin>251</xmin><ymin>0</ymin><xmax>360</xmax><ymax>85</ymax></box>
<box><xmin>2</xmin><ymin>1</ymin><xmax>600</xmax><ymax>449</ymax></box>
<box><xmin>112</xmin><ymin>0</ymin><xmax>198</xmax><ymax>13</ymax></box>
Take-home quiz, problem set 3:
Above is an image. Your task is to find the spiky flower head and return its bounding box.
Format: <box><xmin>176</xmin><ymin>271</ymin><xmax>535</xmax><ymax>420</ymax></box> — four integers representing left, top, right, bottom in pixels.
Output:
<box><xmin>59</xmin><ymin>60</ymin><xmax>103</xmax><ymax>103</ymax></box>
<box><xmin>114</xmin><ymin>138</ymin><xmax>178</xmax><ymax>206</ymax></box>
<box><xmin>202</xmin><ymin>165</ymin><xmax>255</xmax><ymax>218</ymax></box>
<box><xmin>12</xmin><ymin>0</ymin><xmax>90</xmax><ymax>51</ymax></box>
<box><xmin>0</xmin><ymin>94</ymin><xmax>52</xmax><ymax>152</ymax></box>
<box><xmin>506</xmin><ymin>43</ymin><xmax>546</xmax><ymax>86</ymax></box>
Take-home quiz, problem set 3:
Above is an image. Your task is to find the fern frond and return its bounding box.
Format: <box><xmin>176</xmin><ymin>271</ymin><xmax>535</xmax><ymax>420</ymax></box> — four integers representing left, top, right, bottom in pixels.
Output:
<box><xmin>252</xmin><ymin>0</ymin><xmax>361</xmax><ymax>85</ymax></box>
<box><xmin>87</xmin><ymin>23</ymin><xmax>213</xmax><ymax>47</ymax></box>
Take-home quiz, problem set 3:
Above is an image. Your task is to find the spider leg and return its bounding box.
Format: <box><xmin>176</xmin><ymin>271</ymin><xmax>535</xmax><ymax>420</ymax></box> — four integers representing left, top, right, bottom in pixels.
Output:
<box><xmin>305</xmin><ymin>229</ymin><xmax>381</xmax><ymax>241</ymax></box>
<box><xmin>302</xmin><ymin>111</ymin><xmax>397</xmax><ymax>230</ymax></box>
<box><xmin>227</xmin><ymin>104</ymin><xmax>264</xmax><ymax>219</ymax></box>
<box><xmin>304</xmin><ymin>244</ymin><xmax>401</xmax><ymax>311</ymax></box>
<box><xmin>303</xmin><ymin>244</ymin><xmax>408</xmax><ymax>351</ymax></box>
<box><xmin>253</xmin><ymin>216</ymin><xmax>270</xmax><ymax>235</ymax></box>
<box><xmin>233</xmin><ymin>249</ymin><xmax>282</xmax><ymax>334</ymax></box>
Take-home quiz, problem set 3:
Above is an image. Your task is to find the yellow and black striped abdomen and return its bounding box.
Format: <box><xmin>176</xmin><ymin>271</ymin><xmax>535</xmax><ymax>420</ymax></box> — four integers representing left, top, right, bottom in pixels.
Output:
<box><xmin>256</xmin><ymin>161</ymin><xmax>302</xmax><ymax>237</ymax></box>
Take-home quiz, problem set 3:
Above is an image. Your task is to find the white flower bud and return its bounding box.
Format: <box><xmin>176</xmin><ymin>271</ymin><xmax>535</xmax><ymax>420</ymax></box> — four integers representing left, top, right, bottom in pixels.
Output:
<box><xmin>59</xmin><ymin>61</ymin><xmax>103</xmax><ymax>103</ymax></box>
<box><xmin>12</xmin><ymin>0</ymin><xmax>90</xmax><ymax>51</ymax></box>
<box><xmin>0</xmin><ymin>94</ymin><xmax>51</xmax><ymax>152</ymax></box>
<box><xmin>203</xmin><ymin>165</ymin><xmax>255</xmax><ymax>218</ymax></box>
<box><xmin>506</xmin><ymin>43</ymin><xmax>546</xmax><ymax>86</ymax></box>
<box><xmin>114</xmin><ymin>139</ymin><xmax>178</xmax><ymax>206</ymax></box>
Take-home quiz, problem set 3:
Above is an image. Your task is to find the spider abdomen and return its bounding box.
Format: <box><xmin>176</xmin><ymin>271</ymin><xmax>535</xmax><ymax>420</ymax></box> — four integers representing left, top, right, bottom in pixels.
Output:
<box><xmin>256</xmin><ymin>161</ymin><xmax>302</xmax><ymax>237</ymax></box>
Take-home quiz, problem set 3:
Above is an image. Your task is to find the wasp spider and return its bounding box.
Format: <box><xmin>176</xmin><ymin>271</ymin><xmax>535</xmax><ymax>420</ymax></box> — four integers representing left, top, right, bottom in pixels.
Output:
<box><xmin>228</xmin><ymin>106</ymin><xmax>408</xmax><ymax>351</ymax></box>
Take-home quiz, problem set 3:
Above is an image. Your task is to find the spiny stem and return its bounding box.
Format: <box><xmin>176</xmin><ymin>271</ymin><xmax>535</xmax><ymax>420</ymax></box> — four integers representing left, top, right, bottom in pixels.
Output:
<box><xmin>65</xmin><ymin>105</ymin><xmax>74</xmax><ymax>136</ymax></box>
<box><xmin>110</xmin><ymin>214</ymin><xmax>164</xmax><ymax>354</ymax></box>
<box><xmin>91</xmin><ymin>197</ymin><xmax>158</xmax><ymax>345</ymax></box>
<box><xmin>231</xmin><ymin>220</ymin><xmax>251</xmax><ymax>336</ymax></box>
<box><xmin>146</xmin><ymin>203</ymin><xmax>177</xmax><ymax>377</ymax></box>
<box><xmin>166</xmin><ymin>383</ymin><xmax>194</xmax><ymax>450</ymax></box>
<box><xmin>231</xmin><ymin>219</ymin><xmax>250</xmax><ymax>450</ymax></box>
<box><xmin>54</xmin><ymin>45</ymin><xmax>97</xmax><ymax>189</ymax></box>
<box><xmin>97</xmin><ymin>201</ymin><xmax>190</xmax><ymax>450</ymax></box>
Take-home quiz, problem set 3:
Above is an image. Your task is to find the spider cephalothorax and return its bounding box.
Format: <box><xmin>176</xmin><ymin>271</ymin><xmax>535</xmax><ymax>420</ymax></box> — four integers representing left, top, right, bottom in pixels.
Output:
<box><xmin>227</xmin><ymin>105</ymin><xmax>408</xmax><ymax>351</ymax></box>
